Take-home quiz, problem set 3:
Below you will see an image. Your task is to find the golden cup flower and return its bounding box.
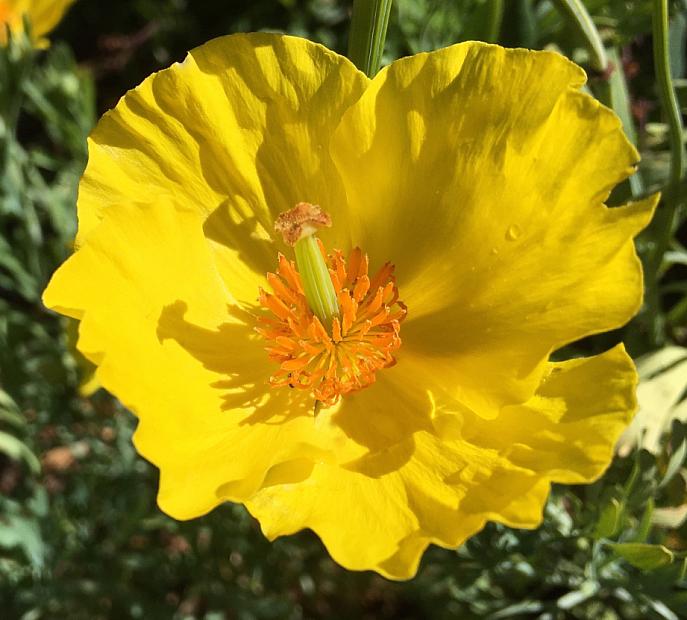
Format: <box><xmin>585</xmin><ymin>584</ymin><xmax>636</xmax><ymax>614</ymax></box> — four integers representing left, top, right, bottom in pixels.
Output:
<box><xmin>0</xmin><ymin>0</ymin><xmax>74</xmax><ymax>47</ymax></box>
<box><xmin>44</xmin><ymin>34</ymin><xmax>657</xmax><ymax>579</ymax></box>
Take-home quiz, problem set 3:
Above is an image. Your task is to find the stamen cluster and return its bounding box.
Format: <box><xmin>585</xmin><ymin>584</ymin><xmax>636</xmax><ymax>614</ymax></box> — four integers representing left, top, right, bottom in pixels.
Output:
<box><xmin>257</xmin><ymin>245</ymin><xmax>407</xmax><ymax>407</ymax></box>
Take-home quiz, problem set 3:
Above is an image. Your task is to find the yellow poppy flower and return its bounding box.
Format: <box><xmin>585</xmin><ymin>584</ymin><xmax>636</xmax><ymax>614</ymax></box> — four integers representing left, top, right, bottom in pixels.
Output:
<box><xmin>43</xmin><ymin>33</ymin><xmax>657</xmax><ymax>579</ymax></box>
<box><xmin>0</xmin><ymin>0</ymin><xmax>74</xmax><ymax>47</ymax></box>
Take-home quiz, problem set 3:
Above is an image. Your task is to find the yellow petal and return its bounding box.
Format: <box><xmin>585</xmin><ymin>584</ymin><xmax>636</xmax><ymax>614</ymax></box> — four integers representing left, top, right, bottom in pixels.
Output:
<box><xmin>1</xmin><ymin>0</ymin><xmax>74</xmax><ymax>44</ymax></box>
<box><xmin>76</xmin><ymin>33</ymin><xmax>367</xmax><ymax>303</ymax></box>
<box><xmin>26</xmin><ymin>0</ymin><xmax>74</xmax><ymax>39</ymax></box>
<box><xmin>464</xmin><ymin>343</ymin><xmax>638</xmax><ymax>485</ymax></box>
<box><xmin>248</xmin><ymin>345</ymin><xmax>637</xmax><ymax>579</ymax></box>
<box><xmin>247</xmin><ymin>457</ymin><xmax>421</xmax><ymax>573</ymax></box>
<box><xmin>247</xmin><ymin>430</ymin><xmax>537</xmax><ymax>579</ymax></box>
<box><xmin>329</xmin><ymin>41</ymin><xmax>654</xmax><ymax>416</ymax></box>
<box><xmin>43</xmin><ymin>198</ymin><xmax>344</xmax><ymax>519</ymax></box>
<box><xmin>331</xmin><ymin>363</ymin><xmax>435</xmax><ymax>457</ymax></box>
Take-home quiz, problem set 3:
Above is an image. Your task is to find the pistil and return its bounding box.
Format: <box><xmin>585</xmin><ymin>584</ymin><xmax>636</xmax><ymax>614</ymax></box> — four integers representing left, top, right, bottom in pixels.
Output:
<box><xmin>275</xmin><ymin>202</ymin><xmax>340</xmax><ymax>326</ymax></box>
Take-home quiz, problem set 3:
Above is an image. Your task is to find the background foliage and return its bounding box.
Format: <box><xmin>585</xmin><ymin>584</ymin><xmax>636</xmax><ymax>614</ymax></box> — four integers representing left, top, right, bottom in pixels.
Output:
<box><xmin>1</xmin><ymin>1</ymin><xmax>687</xmax><ymax>618</ymax></box>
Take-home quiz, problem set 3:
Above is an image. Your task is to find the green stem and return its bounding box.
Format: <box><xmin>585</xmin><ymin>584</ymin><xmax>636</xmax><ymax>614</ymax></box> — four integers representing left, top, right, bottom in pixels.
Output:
<box><xmin>484</xmin><ymin>0</ymin><xmax>505</xmax><ymax>43</ymax></box>
<box><xmin>637</xmin><ymin>0</ymin><xmax>687</xmax><ymax>346</ymax></box>
<box><xmin>651</xmin><ymin>0</ymin><xmax>685</xmax><ymax>269</ymax></box>
<box><xmin>552</xmin><ymin>0</ymin><xmax>608</xmax><ymax>72</ymax></box>
<box><xmin>347</xmin><ymin>0</ymin><xmax>393</xmax><ymax>77</ymax></box>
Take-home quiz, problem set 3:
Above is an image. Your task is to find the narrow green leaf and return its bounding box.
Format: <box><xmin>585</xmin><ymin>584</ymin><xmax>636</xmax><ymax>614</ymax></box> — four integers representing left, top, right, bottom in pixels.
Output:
<box><xmin>552</xmin><ymin>0</ymin><xmax>608</xmax><ymax>72</ymax></box>
<box><xmin>647</xmin><ymin>598</ymin><xmax>681</xmax><ymax>620</ymax></box>
<box><xmin>557</xmin><ymin>581</ymin><xmax>600</xmax><ymax>610</ymax></box>
<box><xmin>0</xmin><ymin>387</ymin><xmax>21</xmax><ymax>417</ymax></box>
<box><xmin>0</xmin><ymin>430</ymin><xmax>40</xmax><ymax>473</ymax></box>
<box><xmin>0</xmin><ymin>407</ymin><xmax>23</xmax><ymax>427</ymax></box>
<box><xmin>347</xmin><ymin>0</ymin><xmax>393</xmax><ymax>77</ymax></box>
<box><xmin>604</xmin><ymin>47</ymin><xmax>645</xmax><ymax>197</ymax></box>
<box><xmin>490</xmin><ymin>600</ymin><xmax>542</xmax><ymax>619</ymax></box>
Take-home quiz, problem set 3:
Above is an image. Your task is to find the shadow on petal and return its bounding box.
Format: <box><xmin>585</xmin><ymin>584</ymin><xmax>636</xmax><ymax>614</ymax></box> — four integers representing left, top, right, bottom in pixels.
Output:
<box><xmin>342</xmin><ymin>435</ymin><xmax>416</xmax><ymax>478</ymax></box>
<box><xmin>203</xmin><ymin>199</ymin><xmax>277</xmax><ymax>280</ymax></box>
<box><xmin>156</xmin><ymin>300</ymin><xmax>312</xmax><ymax>424</ymax></box>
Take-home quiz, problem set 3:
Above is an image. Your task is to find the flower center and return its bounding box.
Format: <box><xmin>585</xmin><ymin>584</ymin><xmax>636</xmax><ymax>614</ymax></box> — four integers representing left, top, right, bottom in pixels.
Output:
<box><xmin>257</xmin><ymin>203</ymin><xmax>406</xmax><ymax>409</ymax></box>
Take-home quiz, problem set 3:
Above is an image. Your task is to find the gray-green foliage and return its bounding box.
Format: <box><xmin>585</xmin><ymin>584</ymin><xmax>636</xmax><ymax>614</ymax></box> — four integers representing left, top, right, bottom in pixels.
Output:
<box><xmin>1</xmin><ymin>1</ymin><xmax>687</xmax><ymax>618</ymax></box>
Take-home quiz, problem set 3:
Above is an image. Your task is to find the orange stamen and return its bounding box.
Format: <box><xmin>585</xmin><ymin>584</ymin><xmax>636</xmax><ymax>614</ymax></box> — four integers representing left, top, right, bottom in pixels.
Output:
<box><xmin>257</xmin><ymin>247</ymin><xmax>407</xmax><ymax>408</ymax></box>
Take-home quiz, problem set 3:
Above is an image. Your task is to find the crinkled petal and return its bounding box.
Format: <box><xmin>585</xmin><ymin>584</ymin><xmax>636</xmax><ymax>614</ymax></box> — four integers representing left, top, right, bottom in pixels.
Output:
<box><xmin>43</xmin><ymin>198</ymin><xmax>346</xmax><ymax>519</ymax></box>
<box><xmin>464</xmin><ymin>343</ymin><xmax>638</xmax><ymax>484</ymax></box>
<box><xmin>76</xmin><ymin>33</ymin><xmax>367</xmax><ymax>304</ymax></box>
<box><xmin>329</xmin><ymin>41</ymin><xmax>654</xmax><ymax>416</ymax></box>
<box><xmin>247</xmin><ymin>345</ymin><xmax>637</xmax><ymax>579</ymax></box>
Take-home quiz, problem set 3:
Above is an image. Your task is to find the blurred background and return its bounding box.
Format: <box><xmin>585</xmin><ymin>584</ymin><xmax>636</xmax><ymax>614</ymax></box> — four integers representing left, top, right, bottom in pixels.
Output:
<box><xmin>1</xmin><ymin>1</ymin><xmax>687</xmax><ymax>618</ymax></box>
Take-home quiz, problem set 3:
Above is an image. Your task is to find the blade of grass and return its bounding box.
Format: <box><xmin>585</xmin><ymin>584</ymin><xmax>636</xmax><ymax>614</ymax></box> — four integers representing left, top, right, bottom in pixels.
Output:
<box><xmin>552</xmin><ymin>0</ymin><xmax>608</xmax><ymax>72</ymax></box>
<box><xmin>347</xmin><ymin>0</ymin><xmax>393</xmax><ymax>77</ymax></box>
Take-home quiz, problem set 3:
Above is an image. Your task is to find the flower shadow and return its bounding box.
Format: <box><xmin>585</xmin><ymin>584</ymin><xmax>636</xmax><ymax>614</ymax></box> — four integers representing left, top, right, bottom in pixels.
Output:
<box><xmin>202</xmin><ymin>199</ymin><xmax>277</xmax><ymax>281</ymax></box>
<box><xmin>156</xmin><ymin>300</ymin><xmax>311</xmax><ymax>425</ymax></box>
<box><xmin>157</xmin><ymin>301</ymin><xmax>419</xmax><ymax>476</ymax></box>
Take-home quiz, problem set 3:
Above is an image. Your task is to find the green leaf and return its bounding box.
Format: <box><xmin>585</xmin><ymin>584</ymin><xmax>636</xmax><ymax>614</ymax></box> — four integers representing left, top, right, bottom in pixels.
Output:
<box><xmin>634</xmin><ymin>498</ymin><xmax>655</xmax><ymax>542</ymax></box>
<box><xmin>609</xmin><ymin>542</ymin><xmax>675</xmax><ymax>570</ymax></box>
<box><xmin>647</xmin><ymin>598</ymin><xmax>681</xmax><ymax>620</ymax></box>
<box><xmin>0</xmin><ymin>388</ymin><xmax>23</xmax><ymax>426</ymax></box>
<box><xmin>0</xmin><ymin>504</ymin><xmax>45</xmax><ymax>569</ymax></box>
<box><xmin>603</xmin><ymin>47</ymin><xmax>645</xmax><ymax>197</ymax></box>
<box><xmin>552</xmin><ymin>0</ymin><xmax>608</xmax><ymax>71</ymax></box>
<box><xmin>594</xmin><ymin>498</ymin><xmax>623</xmax><ymax>539</ymax></box>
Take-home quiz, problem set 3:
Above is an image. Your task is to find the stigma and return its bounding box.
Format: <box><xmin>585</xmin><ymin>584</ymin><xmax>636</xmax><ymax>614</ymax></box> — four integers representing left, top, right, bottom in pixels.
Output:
<box><xmin>258</xmin><ymin>204</ymin><xmax>406</xmax><ymax>408</ymax></box>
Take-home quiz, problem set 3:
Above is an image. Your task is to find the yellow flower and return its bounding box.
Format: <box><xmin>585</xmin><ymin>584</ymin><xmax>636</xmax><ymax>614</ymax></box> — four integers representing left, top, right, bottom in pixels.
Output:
<box><xmin>0</xmin><ymin>0</ymin><xmax>75</xmax><ymax>47</ymax></box>
<box><xmin>43</xmin><ymin>34</ymin><xmax>656</xmax><ymax>579</ymax></box>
